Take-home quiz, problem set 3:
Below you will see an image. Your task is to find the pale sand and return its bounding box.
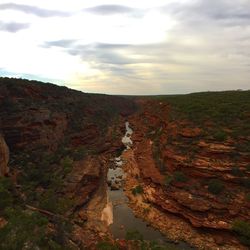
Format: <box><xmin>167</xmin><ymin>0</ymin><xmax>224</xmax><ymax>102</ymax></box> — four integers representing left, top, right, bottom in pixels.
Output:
<box><xmin>101</xmin><ymin>200</ymin><xmax>113</xmax><ymax>226</ymax></box>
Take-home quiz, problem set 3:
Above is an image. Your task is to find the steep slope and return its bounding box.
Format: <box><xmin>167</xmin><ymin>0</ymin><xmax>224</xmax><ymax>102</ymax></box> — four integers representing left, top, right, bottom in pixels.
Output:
<box><xmin>0</xmin><ymin>77</ymin><xmax>135</xmax><ymax>152</ymax></box>
<box><xmin>0</xmin><ymin>77</ymin><xmax>136</xmax><ymax>249</ymax></box>
<box><xmin>122</xmin><ymin>92</ymin><xmax>250</xmax><ymax>249</ymax></box>
<box><xmin>1</xmin><ymin>79</ymin><xmax>249</xmax><ymax>249</ymax></box>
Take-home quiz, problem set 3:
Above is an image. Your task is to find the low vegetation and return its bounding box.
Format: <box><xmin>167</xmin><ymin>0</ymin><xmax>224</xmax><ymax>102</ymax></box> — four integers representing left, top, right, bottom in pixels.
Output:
<box><xmin>232</xmin><ymin>220</ymin><xmax>250</xmax><ymax>246</ymax></box>
<box><xmin>0</xmin><ymin>77</ymin><xmax>137</xmax><ymax>249</ymax></box>
<box><xmin>124</xmin><ymin>230</ymin><xmax>175</xmax><ymax>250</ymax></box>
<box><xmin>96</xmin><ymin>241</ymin><xmax>119</xmax><ymax>250</ymax></box>
<box><xmin>207</xmin><ymin>179</ymin><xmax>224</xmax><ymax>195</ymax></box>
<box><xmin>126</xmin><ymin>230</ymin><xmax>144</xmax><ymax>241</ymax></box>
<box><xmin>173</xmin><ymin>171</ymin><xmax>188</xmax><ymax>183</ymax></box>
<box><xmin>213</xmin><ymin>130</ymin><xmax>228</xmax><ymax>141</ymax></box>
<box><xmin>164</xmin><ymin>171</ymin><xmax>188</xmax><ymax>187</ymax></box>
<box><xmin>231</xmin><ymin>166</ymin><xmax>244</xmax><ymax>177</ymax></box>
<box><xmin>0</xmin><ymin>177</ymin><xmax>14</xmax><ymax>211</ymax></box>
<box><xmin>245</xmin><ymin>193</ymin><xmax>250</xmax><ymax>201</ymax></box>
<box><xmin>156</xmin><ymin>91</ymin><xmax>250</xmax><ymax>128</ymax></box>
<box><xmin>1</xmin><ymin>79</ymin><xmax>250</xmax><ymax>249</ymax></box>
<box><xmin>243</xmin><ymin>178</ymin><xmax>250</xmax><ymax>189</ymax></box>
<box><xmin>154</xmin><ymin>91</ymin><xmax>250</xmax><ymax>152</ymax></box>
<box><xmin>132</xmin><ymin>185</ymin><xmax>144</xmax><ymax>196</ymax></box>
<box><xmin>246</xmin><ymin>165</ymin><xmax>250</xmax><ymax>172</ymax></box>
<box><xmin>164</xmin><ymin>175</ymin><xmax>173</xmax><ymax>187</ymax></box>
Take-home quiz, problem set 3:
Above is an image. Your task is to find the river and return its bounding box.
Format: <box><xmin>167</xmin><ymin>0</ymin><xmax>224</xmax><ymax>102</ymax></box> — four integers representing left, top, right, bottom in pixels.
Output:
<box><xmin>106</xmin><ymin>122</ymin><xmax>193</xmax><ymax>249</ymax></box>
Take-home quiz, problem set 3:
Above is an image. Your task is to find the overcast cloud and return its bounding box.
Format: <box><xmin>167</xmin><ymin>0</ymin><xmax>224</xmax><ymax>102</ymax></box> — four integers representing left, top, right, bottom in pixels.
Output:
<box><xmin>85</xmin><ymin>5</ymin><xmax>133</xmax><ymax>15</ymax></box>
<box><xmin>0</xmin><ymin>21</ymin><xmax>29</xmax><ymax>32</ymax></box>
<box><xmin>0</xmin><ymin>3</ymin><xmax>70</xmax><ymax>17</ymax></box>
<box><xmin>0</xmin><ymin>0</ymin><xmax>249</xmax><ymax>94</ymax></box>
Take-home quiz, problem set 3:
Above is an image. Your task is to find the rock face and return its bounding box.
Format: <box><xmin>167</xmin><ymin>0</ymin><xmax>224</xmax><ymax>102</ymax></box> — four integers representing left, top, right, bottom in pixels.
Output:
<box><xmin>124</xmin><ymin>98</ymin><xmax>250</xmax><ymax>249</ymax></box>
<box><xmin>0</xmin><ymin>134</ymin><xmax>9</xmax><ymax>176</ymax></box>
<box><xmin>0</xmin><ymin>78</ymin><xmax>137</xmax><ymax>249</ymax></box>
<box><xmin>0</xmin><ymin>78</ymin><xmax>136</xmax><ymax>152</ymax></box>
<box><xmin>64</xmin><ymin>156</ymin><xmax>102</xmax><ymax>208</ymax></box>
<box><xmin>2</xmin><ymin>109</ymin><xmax>68</xmax><ymax>152</ymax></box>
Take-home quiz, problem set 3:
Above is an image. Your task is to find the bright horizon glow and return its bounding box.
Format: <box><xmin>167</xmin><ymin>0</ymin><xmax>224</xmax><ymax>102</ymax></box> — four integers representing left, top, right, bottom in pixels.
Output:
<box><xmin>0</xmin><ymin>0</ymin><xmax>249</xmax><ymax>95</ymax></box>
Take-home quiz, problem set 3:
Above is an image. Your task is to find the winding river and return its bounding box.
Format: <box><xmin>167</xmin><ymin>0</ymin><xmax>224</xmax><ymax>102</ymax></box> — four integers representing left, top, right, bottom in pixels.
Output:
<box><xmin>106</xmin><ymin>122</ymin><xmax>193</xmax><ymax>249</ymax></box>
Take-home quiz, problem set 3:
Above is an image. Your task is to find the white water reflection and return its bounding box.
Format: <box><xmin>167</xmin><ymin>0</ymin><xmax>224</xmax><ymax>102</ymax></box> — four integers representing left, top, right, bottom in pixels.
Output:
<box><xmin>122</xmin><ymin>121</ymin><xmax>133</xmax><ymax>149</ymax></box>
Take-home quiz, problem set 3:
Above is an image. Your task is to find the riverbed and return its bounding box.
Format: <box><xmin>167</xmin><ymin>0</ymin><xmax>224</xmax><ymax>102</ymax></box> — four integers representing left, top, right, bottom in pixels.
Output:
<box><xmin>106</xmin><ymin>122</ymin><xmax>193</xmax><ymax>249</ymax></box>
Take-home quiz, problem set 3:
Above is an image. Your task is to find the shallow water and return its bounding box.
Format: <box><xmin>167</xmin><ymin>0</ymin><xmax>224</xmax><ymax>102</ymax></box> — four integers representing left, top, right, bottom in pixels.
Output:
<box><xmin>107</xmin><ymin>122</ymin><xmax>194</xmax><ymax>249</ymax></box>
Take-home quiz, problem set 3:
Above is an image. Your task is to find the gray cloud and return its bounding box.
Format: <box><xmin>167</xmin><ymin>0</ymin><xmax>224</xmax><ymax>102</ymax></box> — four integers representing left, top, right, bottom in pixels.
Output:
<box><xmin>41</xmin><ymin>40</ymin><xmax>139</xmax><ymax>79</ymax></box>
<box><xmin>193</xmin><ymin>1</ymin><xmax>250</xmax><ymax>21</ymax></box>
<box><xmin>41</xmin><ymin>0</ymin><xmax>250</xmax><ymax>94</ymax></box>
<box><xmin>161</xmin><ymin>0</ymin><xmax>250</xmax><ymax>26</ymax></box>
<box><xmin>42</xmin><ymin>39</ymin><xmax>77</xmax><ymax>48</ymax></box>
<box><xmin>84</xmin><ymin>4</ymin><xmax>145</xmax><ymax>18</ymax></box>
<box><xmin>0</xmin><ymin>21</ymin><xmax>29</xmax><ymax>32</ymax></box>
<box><xmin>42</xmin><ymin>41</ymin><xmax>134</xmax><ymax>64</ymax></box>
<box><xmin>70</xmin><ymin>43</ymin><xmax>139</xmax><ymax>78</ymax></box>
<box><xmin>0</xmin><ymin>3</ymin><xmax>70</xmax><ymax>17</ymax></box>
<box><xmin>85</xmin><ymin>5</ymin><xmax>133</xmax><ymax>15</ymax></box>
<box><xmin>70</xmin><ymin>43</ymin><xmax>147</xmax><ymax>79</ymax></box>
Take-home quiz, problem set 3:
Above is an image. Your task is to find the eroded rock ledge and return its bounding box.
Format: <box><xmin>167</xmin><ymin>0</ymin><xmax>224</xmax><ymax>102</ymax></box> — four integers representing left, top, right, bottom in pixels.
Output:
<box><xmin>121</xmin><ymin>99</ymin><xmax>249</xmax><ymax>250</ymax></box>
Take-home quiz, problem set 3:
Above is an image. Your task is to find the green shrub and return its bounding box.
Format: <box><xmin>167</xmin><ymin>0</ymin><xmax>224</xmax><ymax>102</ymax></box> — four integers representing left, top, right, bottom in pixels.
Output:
<box><xmin>231</xmin><ymin>166</ymin><xmax>244</xmax><ymax>177</ymax></box>
<box><xmin>52</xmin><ymin>217</ymin><xmax>73</xmax><ymax>246</ymax></box>
<box><xmin>39</xmin><ymin>190</ymin><xmax>73</xmax><ymax>214</ymax></box>
<box><xmin>150</xmin><ymin>241</ymin><xmax>179</xmax><ymax>250</ymax></box>
<box><xmin>39</xmin><ymin>190</ymin><xmax>58</xmax><ymax>213</ymax></box>
<box><xmin>143</xmin><ymin>207</ymin><xmax>150</xmax><ymax>214</ymax></box>
<box><xmin>57</xmin><ymin>197</ymin><xmax>74</xmax><ymax>214</ymax></box>
<box><xmin>164</xmin><ymin>175</ymin><xmax>173</xmax><ymax>186</ymax></box>
<box><xmin>96</xmin><ymin>241</ymin><xmax>119</xmax><ymax>250</ymax></box>
<box><xmin>232</xmin><ymin>220</ymin><xmax>250</xmax><ymax>246</ymax></box>
<box><xmin>132</xmin><ymin>185</ymin><xmax>143</xmax><ymax>196</ymax></box>
<box><xmin>243</xmin><ymin>178</ymin><xmax>250</xmax><ymax>189</ymax></box>
<box><xmin>0</xmin><ymin>207</ymin><xmax>72</xmax><ymax>249</ymax></box>
<box><xmin>0</xmin><ymin>208</ymin><xmax>48</xmax><ymax>249</ymax></box>
<box><xmin>0</xmin><ymin>189</ymin><xmax>12</xmax><ymax>211</ymax></box>
<box><xmin>246</xmin><ymin>165</ymin><xmax>250</xmax><ymax>172</ymax></box>
<box><xmin>173</xmin><ymin>171</ymin><xmax>188</xmax><ymax>182</ymax></box>
<box><xmin>213</xmin><ymin>131</ymin><xmax>228</xmax><ymax>141</ymax></box>
<box><xmin>246</xmin><ymin>193</ymin><xmax>250</xmax><ymax>201</ymax></box>
<box><xmin>208</xmin><ymin>179</ymin><xmax>224</xmax><ymax>194</ymax></box>
<box><xmin>0</xmin><ymin>177</ymin><xmax>13</xmax><ymax>211</ymax></box>
<box><xmin>71</xmin><ymin>147</ymin><xmax>86</xmax><ymax>161</ymax></box>
<box><xmin>61</xmin><ymin>156</ymin><xmax>73</xmax><ymax>175</ymax></box>
<box><xmin>125</xmin><ymin>230</ymin><xmax>143</xmax><ymax>241</ymax></box>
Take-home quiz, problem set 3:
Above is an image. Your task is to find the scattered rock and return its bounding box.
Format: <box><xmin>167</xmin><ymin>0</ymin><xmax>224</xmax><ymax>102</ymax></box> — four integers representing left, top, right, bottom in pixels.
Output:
<box><xmin>110</xmin><ymin>182</ymin><xmax>121</xmax><ymax>190</ymax></box>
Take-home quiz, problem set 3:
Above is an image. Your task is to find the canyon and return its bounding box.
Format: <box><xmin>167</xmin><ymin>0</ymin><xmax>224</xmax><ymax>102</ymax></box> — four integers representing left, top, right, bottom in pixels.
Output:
<box><xmin>0</xmin><ymin>78</ymin><xmax>250</xmax><ymax>249</ymax></box>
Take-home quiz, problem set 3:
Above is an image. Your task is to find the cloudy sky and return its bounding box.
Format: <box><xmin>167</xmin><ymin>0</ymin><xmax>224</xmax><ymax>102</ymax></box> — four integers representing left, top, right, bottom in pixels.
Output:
<box><xmin>0</xmin><ymin>0</ymin><xmax>250</xmax><ymax>94</ymax></box>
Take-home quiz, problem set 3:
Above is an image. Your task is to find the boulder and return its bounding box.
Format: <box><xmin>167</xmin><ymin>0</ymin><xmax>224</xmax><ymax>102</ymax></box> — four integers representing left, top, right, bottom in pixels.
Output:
<box><xmin>110</xmin><ymin>181</ymin><xmax>121</xmax><ymax>190</ymax></box>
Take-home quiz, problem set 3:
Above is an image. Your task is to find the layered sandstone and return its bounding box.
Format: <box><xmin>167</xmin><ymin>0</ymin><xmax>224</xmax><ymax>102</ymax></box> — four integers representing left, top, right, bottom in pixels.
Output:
<box><xmin>123</xmin><ymin>99</ymin><xmax>250</xmax><ymax>249</ymax></box>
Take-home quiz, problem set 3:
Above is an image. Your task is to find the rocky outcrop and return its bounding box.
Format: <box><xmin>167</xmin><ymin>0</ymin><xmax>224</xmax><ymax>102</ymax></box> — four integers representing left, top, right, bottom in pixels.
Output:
<box><xmin>0</xmin><ymin>78</ymin><xmax>136</xmax><ymax>153</ymax></box>
<box><xmin>1</xmin><ymin>109</ymin><xmax>68</xmax><ymax>151</ymax></box>
<box><xmin>0</xmin><ymin>134</ymin><xmax>9</xmax><ymax>176</ymax></box>
<box><xmin>64</xmin><ymin>156</ymin><xmax>102</xmax><ymax>208</ymax></box>
<box><xmin>123</xmin><ymin>99</ymin><xmax>250</xmax><ymax>249</ymax></box>
<box><xmin>0</xmin><ymin>78</ymin><xmax>137</xmax><ymax>249</ymax></box>
<box><xmin>122</xmin><ymin>149</ymin><xmax>246</xmax><ymax>249</ymax></box>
